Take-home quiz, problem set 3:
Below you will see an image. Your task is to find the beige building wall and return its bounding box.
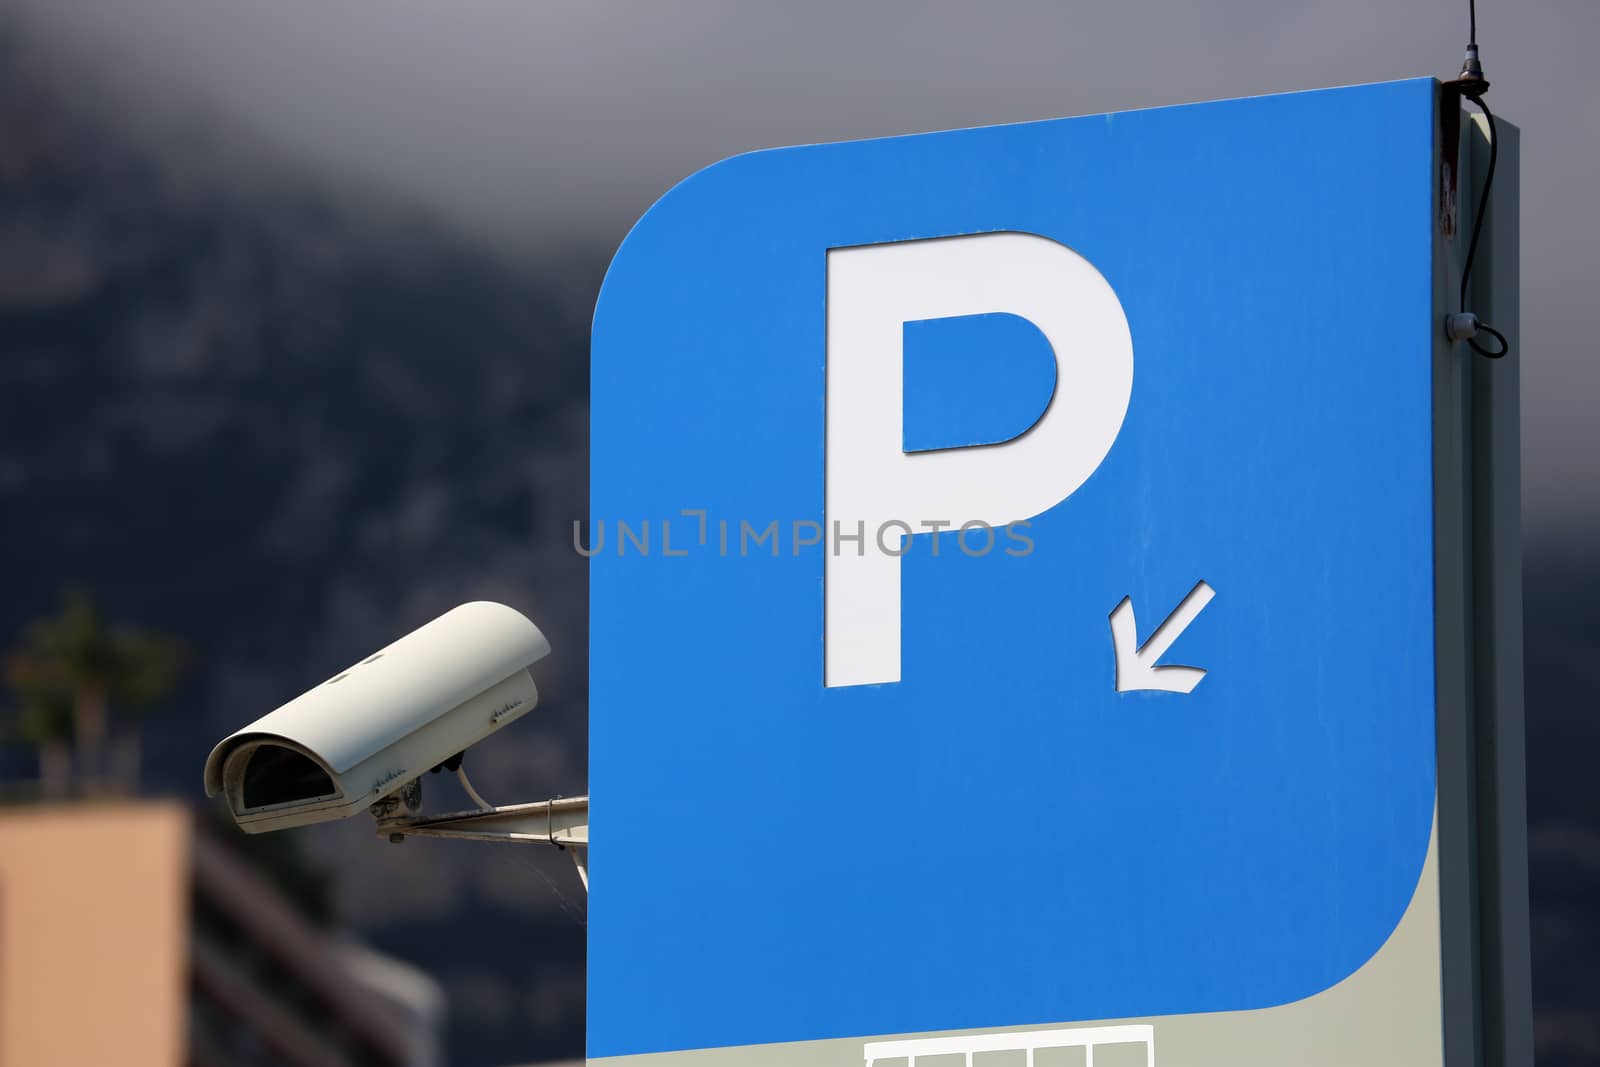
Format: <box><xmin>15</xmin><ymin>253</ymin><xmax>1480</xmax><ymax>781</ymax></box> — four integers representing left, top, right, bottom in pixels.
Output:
<box><xmin>0</xmin><ymin>802</ymin><xmax>189</xmax><ymax>1067</ymax></box>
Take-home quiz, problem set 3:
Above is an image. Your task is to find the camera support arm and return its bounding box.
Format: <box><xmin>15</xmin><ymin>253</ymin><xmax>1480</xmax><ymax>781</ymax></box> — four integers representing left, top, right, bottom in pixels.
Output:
<box><xmin>373</xmin><ymin>794</ymin><xmax>590</xmax><ymax>890</ymax></box>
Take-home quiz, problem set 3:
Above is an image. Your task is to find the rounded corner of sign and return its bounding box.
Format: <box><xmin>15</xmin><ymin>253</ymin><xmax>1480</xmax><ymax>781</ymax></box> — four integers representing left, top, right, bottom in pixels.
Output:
<box><xmin>592</xmin><ymin>144</ymin><xmax>780</xmax><ymax>325</ymax></box>
<box><xmin>1271</xmin><ymin>801</ymin><xmax>1442</xmax><ymax>1015</ymax></box>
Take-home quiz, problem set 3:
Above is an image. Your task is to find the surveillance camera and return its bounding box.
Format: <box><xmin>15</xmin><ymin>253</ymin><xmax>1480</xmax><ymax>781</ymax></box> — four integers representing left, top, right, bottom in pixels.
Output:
<box><xmin>204</xmin><ymin>601</ymin><xmax>551</xmax><ymax>834</ymax></box>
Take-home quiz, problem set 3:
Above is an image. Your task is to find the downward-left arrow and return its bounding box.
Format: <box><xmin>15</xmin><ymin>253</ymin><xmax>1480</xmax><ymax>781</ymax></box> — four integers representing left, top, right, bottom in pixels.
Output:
<box><xmin>1109</xmin><ymin>580</ymin><xmax>1216</xmax><ymax>694</ymax></box>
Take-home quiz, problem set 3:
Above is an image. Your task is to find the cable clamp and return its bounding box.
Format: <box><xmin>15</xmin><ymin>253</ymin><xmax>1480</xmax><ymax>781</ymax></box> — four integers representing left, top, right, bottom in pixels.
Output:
<box><xmin>1445</xmin><ymin>312</ymin><xmax>1481</xmax><ymax>342</ymax></box>
<box><xmin>1444</xmin><ymin>312</ymin><xmax>1509</xmax><ymax>358</ymax></box>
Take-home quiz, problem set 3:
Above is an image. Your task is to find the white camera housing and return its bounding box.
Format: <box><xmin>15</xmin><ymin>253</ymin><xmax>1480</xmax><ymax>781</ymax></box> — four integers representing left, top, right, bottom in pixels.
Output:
<box><xmin>204</xmin><ymin>601</ymin><xmax>551</xmax><ymax>833</ymax></box>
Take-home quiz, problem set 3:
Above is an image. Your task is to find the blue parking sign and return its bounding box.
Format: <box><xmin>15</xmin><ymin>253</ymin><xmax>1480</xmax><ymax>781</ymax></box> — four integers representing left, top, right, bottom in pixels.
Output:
<box><xmin>589</xmin><ymin>78</ymin><xmax>1469</xmax><ymax>1066</ymax></box>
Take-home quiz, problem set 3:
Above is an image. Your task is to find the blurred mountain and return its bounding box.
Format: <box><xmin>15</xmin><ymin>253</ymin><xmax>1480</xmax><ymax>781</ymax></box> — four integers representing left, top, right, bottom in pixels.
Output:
<box><xmin>0</xmin><ymin>32</ymin><xmax>591</xmax><ymax>1065</ymax></box>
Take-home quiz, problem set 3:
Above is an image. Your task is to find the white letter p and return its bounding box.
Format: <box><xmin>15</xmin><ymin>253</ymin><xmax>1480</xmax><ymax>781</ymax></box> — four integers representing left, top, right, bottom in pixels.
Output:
<box><xmin>824</xmin><ymin>232</ymin><xmax>1133</xmax><ymax>687</ymax></box>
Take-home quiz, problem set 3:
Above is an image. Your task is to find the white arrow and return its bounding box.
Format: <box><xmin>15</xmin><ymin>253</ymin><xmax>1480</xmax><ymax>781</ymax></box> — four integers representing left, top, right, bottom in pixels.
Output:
<box><xmin>1109</xmin><ymin>580</ymin><xmax>1216</xmax><ymax>694</ymax></box>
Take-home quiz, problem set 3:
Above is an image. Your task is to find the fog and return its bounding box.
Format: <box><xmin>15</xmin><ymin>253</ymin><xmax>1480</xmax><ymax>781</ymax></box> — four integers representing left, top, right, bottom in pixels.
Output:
<box><xmin>9</xmin><ymin>0</ymin><xmax>1598</xmax><ymax>538</ymax></box>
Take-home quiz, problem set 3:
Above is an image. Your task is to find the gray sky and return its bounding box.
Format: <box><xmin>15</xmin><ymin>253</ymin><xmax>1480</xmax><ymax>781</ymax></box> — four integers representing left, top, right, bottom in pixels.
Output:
<box><xmin>11</xmin><ymin>0</ymin><xmax>1598</xmax><ymax>534</ymax></box>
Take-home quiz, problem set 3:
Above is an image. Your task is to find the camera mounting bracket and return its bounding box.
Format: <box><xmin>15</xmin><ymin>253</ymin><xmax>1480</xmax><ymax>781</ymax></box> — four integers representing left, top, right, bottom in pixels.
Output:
<box><xmin>373</xmin><ymin>794</ymin><xmax>590</xmax><ymax>890</ymax></box>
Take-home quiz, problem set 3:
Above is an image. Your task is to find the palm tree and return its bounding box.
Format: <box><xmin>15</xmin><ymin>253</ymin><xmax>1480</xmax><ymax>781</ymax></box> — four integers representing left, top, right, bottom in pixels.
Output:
<box><xmin>104</xmin><ymin>623</ymin><xmax>191</xmax><ymax>790</ymax></box>
<box><xmin>0</xmin><ymin>658</ymin><xmax>74</xmax><ymax>798</ymax></box>
<box><xmin>9</xmin><ymin>590</ymin><xmax>189</xmax><ymax>794</ymax></box>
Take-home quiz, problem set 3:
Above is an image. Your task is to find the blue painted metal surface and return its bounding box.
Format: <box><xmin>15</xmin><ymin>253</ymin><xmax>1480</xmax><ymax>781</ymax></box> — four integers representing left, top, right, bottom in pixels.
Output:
<box><xmin>590</xmin><ymin>78</ymin><xmax>1439</xmax><ymax>1057</ymax></box>
<box><xmin>903</xmin><ymin>312</ymin><xmax>1058</xmax><ymax>452</ymax></box>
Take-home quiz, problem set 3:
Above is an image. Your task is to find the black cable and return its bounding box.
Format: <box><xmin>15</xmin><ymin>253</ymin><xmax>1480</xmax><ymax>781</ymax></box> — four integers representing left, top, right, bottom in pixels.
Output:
<box><xmin>1471</xmin><ymin>321</ymin><xmax>1509</xmax><ymax>358</ymax></box>
<box><xmin>1450</xmin><ymin>0</ymin><xmax>1507</xmax><ymax>359</ymax></box>
<box><xmin>1457</xmin><ymin>92</ymin><xmax>1496</xmax><ymax>316</ymax></box>
<box><xmin>1457</xmin><ymin>91</ymin><xmax>1507</xmax><ymax>358</ymax></box>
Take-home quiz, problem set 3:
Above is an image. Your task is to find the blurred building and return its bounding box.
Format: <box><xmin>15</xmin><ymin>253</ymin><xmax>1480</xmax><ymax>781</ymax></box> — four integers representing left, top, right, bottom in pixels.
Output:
<box><xmin>0</xmin><ymin>801</ymin><xmax>442</xmax><ymax>1067</ymax></box>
